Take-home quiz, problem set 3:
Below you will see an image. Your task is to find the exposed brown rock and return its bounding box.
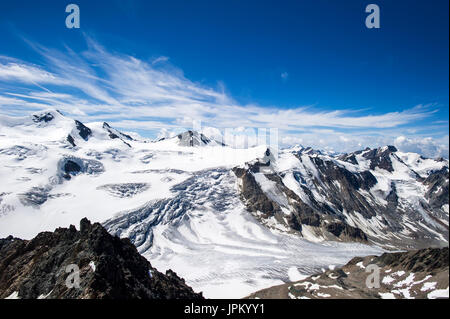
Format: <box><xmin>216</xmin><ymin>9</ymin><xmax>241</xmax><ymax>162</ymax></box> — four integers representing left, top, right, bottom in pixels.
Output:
<box><xmin>247</xmin><ymin>247</ymin><xmax>449</xmax><ymax>299</ymax></box>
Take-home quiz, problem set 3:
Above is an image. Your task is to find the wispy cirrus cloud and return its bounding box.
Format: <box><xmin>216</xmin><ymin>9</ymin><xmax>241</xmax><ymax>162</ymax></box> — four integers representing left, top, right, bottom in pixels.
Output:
<box><xmin>0</xmin><ymin>36</ymin><xmax>447</xmax><ymax>157</ymax></box>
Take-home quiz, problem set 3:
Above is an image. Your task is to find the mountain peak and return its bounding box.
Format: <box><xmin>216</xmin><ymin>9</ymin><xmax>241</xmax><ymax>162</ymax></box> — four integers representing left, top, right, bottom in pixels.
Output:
<box><xmin>31</xmin><ymin>109</ymin><xmax>66</xmax><ymax>124</ymax></box>
<box><xmin>176</xmin><ymin>130</ymin><xmax>212</xmax><ymax>147</ymax></box>
<box><xmin>102</xmin><ymin>122</ymin><xmax>133</xmax><ymax>142</ymax></box>
<box><xmin>378</xmin><ymin>145</ymin><xmax>398</xmax><ymax>153</ymax></box>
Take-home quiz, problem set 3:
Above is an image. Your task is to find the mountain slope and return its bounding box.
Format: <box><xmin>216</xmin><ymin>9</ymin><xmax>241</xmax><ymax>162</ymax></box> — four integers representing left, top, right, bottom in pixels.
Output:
<box><xmin>233</xmin><ymin>146</ymin><xmax>448</xmax><ymax>249</ymax></box>
<box><xmin>247</xmin><ymin>247</ymin><xmax>449</xmax><ymax>299</ymax></box>
<box><xmin>0</xmin><ymin>218</ymin><xmax>202</xmax><ymax>299</ymax></box>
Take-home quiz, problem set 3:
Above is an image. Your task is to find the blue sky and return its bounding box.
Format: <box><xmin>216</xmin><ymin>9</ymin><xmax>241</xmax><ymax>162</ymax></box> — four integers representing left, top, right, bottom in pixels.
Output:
<box><xmin>0</xmin><ymin>0</ymin><xmax>448</xmax><ymax>157</ymax></box>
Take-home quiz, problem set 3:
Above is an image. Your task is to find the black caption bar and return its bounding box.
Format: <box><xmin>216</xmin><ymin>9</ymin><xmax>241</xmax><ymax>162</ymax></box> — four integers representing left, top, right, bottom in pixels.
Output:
<box><xmin>1</xmin><ymin>299</ymin><xmax>449</xmax><ymax>319</ymax></box>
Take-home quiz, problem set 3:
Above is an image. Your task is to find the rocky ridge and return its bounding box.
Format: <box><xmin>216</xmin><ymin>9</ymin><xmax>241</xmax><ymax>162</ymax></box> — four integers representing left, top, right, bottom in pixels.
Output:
<box><xmin>233</xmin><ymin>146</ymin><xmax>449</xmax><ymax>249</ymax></box>
<box><xmin>0</xmin><ymin>218</ymin><xmax>203</xmax><ymax>299</ymax></box>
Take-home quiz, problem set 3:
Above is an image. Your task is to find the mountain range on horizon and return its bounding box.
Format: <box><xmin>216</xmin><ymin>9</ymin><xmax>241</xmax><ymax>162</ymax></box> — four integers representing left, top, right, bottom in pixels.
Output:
<box><xmin>0</xmin><ymin>109</ymin><xmax>448</xmax><ymax>299</ymax></box>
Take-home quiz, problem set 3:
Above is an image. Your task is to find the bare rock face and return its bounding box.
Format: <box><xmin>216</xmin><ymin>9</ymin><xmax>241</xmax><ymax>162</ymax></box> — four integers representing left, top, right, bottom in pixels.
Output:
<box><xmin>102</xmin><ymin>122</ymin><xmax>133</xmax><ymax>147</ymax></box>
<box><xmin>103</xmin><ymin>122</ymin><xmax>133</xmax><ymax>140</ymax></box>
<box><xmin>233</xmin><ymin>160</ymin><xmax>371</xmax><ymax>244</ymax></box>
<box><xmin>247</xmin><ymin>247</ymin><xmax>449</xmax><ymax>299</ymax></box>
<box><xmin>74</xmin><ymin>120</ymin><xmax>92</xmax><ymax>141</ymax></box>
<box><xmin>0</xmin><ymin>218</ymin><xmax>203</xmax><ymax>299</ymax></box>
<box><xmin>362</xmin><ymin>145</ymin><xmax>397</xmax><ymax>172</ymax></box>
<box><xmin>424</xmin><ymin>167</ymin><xmax>449</xmax><ymax>210</ymax></box>
<box><xmin>324</xmin><ymin>222</ymin><xmax>368</xmax><ymax>242</ymax></box>
<box><xmin>32</xmin><ymin>112</ymin><xmax>55</xmax><ymax>123</ymax></box>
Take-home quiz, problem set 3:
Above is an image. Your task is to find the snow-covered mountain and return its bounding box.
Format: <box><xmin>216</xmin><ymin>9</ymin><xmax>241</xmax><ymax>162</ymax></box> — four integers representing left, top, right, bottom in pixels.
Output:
<box><xmin>0</xmin><ymin>110</ymin><xmax>448</xmax><ymax>298</ymax></box>
<box><xmin>233</xmin><ymin>144</ymin><xmax>448</xmax><ymax>250</ymax></box>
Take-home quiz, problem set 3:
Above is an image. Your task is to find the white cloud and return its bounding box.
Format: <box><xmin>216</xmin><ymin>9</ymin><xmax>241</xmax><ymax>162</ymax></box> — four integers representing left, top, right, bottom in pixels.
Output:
<box><xmin>395</xmin><ymin>136</ymin><xmax>407</xmax><ymax>144</ymax></box>
<box><xmin>0</xmin><ymin>62</ymin><xmax>60</xmax><ymax>84</ymax></box>
<box><xmin>152</xmin><ymin>56</ymin><xmax>170</xmax><ymax>65</ymax></box>
<box><xmin>393</xmin><ymin>135</ymin><xmax>449</xmax><ymax>158</ymax></box>
<box><xmin>276</xmin><ymin>130</ymin><xmax>449</xmax><ymax>158</ymax></box>
<box><xmin>156</xmin><ymin>127</ymin><xmax>177</xmax><ymax>140</ymax></box>
<box><xmin>0</xmin><ymin>36</ymin><xmax>447</xmax><ymax>158</ymax></box>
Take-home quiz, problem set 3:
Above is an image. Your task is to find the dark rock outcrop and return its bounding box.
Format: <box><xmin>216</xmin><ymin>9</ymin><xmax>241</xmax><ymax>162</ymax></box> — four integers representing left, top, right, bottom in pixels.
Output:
<box><xmin>74</xmin><ymin>120</ymin><xmax>92</xmax><ymax>141</ymax></box>
<box><xmin>425</xmin><ymin>167</ymin><xmax>449</xmax><ymax>210</ymax></box>
<box><xmin>64</xmin><ymin>160</ymin><xmax>81</xmax><ymax>175</ymax></box>
<box><xmin>32</xmin><ymin>112</ymin><xmax>54</xmax><ymax>123</ymax></box>
<box><xmin>0</xmin><ymin>218</ymin><xmax>203</xmax><ymax>299</ymax></box>
<box><xmin>233</xmin><ymin>167</ymin><xmax>279</xmax><ymax>216</ymax></box>
<box><xmin>66</xmin><ymin>134</ymin><xmax>76</xmax><ymax>147</ymax></box>
<box><xmin>103</xmin><ymin>122</ymin><xmax>133</xmax><ymax>141</ymax></box>
<box><xmin>362</xmin><ymin>145</ymin><xmax>397</xmax><ymax>172</ymax></box>
<box><xmin>374</xmin><ymin>246</ymin><xmax>449</xmax><ymax>273</ymax></box>
<box><xmin>177</xmin><ymin>131</ymin><xmax>211</xmax><ymax>147</ymax></box>
<box><xmin>325</xmin><ymin>222</ymin><xmax>368</xmax><ymax>242</ymax></box>
<box><xmin>102</xmin><ymin>122</ymin><xmax>133</xmax><ymax>147</ymax></box>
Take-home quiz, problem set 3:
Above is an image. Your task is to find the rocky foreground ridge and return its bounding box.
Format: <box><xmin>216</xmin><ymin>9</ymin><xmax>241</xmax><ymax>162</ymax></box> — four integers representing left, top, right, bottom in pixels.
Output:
<box><xmin>247</xmin><ymin>247</ymin><xmax>449</xmax><ymax>299</ymax></box>
<box><xmin>0</xmin><ymin>218</ymin><xmax>203</xmax><ymax>299</ymax></box>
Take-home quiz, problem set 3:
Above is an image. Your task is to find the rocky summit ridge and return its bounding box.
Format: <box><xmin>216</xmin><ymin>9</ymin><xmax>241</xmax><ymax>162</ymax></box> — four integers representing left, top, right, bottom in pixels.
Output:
<box><xmin>0</xmin><ymin>218</ymin><xmax>203</xmax><ymax>299</ymax></box>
